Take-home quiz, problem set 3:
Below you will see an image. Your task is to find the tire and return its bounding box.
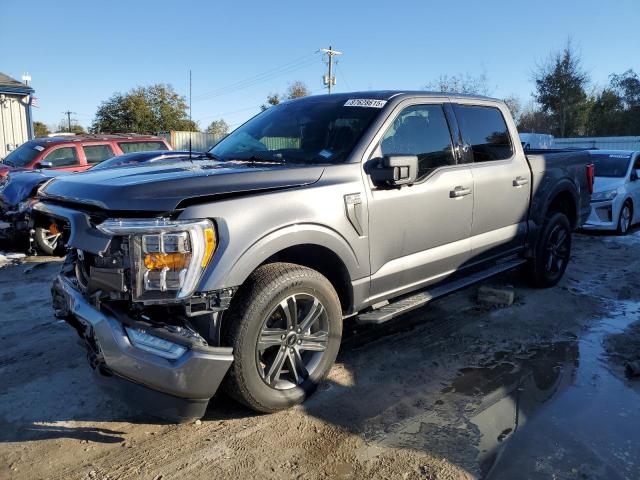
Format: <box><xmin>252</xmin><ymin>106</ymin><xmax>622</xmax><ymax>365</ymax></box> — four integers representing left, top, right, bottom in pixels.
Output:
<box><xmin>222</xmin><ymin>263</ymin><xmax>342</xmax><ymax>413</ymax></box>
<box><xmin>34</xmin><ymin>225</ymin><xmax>62</xmax><ymax>256</ymax></box>
<box><xmin>525</xmin><ymin>211</ymin><xmax>572</xmax><ymax>288</ymax></box>
<box><xmin>617</xmin><ymin>200</ymin><xmax>632</xmax><ymax>236</ymax></box>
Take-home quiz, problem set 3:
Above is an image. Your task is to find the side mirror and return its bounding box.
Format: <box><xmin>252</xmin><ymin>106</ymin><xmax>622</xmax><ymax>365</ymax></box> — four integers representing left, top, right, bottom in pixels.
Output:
<box><xmin>631</xmin><ymin>170</ymin><xmax>639</xmax><ymax>181</ymax></box>
<box><xmin>37</xmin><ymin>161</ymin><xmax>54</xmax><ymax>169</ymax></box>
<box><xmin>369</xmin><ymin>155</ymin><xmax>418</xmax><ymax>187</ymax></box>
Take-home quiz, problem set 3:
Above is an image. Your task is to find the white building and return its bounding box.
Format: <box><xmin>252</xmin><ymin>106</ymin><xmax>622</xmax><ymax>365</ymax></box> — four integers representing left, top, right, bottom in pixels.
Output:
<box><xmin>0</xmin><ymin>72</ymin><xmax>34</xmax><ymax>159</ymax></box>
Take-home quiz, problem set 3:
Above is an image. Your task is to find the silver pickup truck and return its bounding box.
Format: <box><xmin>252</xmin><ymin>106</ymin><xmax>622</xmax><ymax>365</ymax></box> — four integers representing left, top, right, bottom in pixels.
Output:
<box><xmin>36</xmin><ymin>91</ymin><xmax>593</xmax><ymax>421</ymax></box>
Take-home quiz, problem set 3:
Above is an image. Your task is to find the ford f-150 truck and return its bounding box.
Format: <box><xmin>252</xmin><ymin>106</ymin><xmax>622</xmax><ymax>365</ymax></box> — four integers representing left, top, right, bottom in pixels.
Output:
<box><xmin>36</xmin><ymin>92</ymin><xmax>593</xmax><ymax>421</ymax></box>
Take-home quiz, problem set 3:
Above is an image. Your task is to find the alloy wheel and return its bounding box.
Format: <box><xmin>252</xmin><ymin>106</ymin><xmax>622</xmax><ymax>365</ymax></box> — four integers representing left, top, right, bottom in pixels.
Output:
<box><xmin>620</xmin><ymin>205</ymin><xmax>631</xmax><ymax>233</ymax></box>
<box><xmin>256</xmin><ymin>293</ymin><xmax>329</xmax><ymax>390</ymax></box>
<box><xmin>545</xmin><ymin>224</ymin><xmax>570</xmax><ymax>274</ymax></box>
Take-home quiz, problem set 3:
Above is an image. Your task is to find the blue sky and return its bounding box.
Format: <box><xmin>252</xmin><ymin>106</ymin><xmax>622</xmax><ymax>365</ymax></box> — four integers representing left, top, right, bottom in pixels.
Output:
<box><xmin>2</xmin><ymin>0</ymin><xmax>638</xmax><ymax>130</ymax></box>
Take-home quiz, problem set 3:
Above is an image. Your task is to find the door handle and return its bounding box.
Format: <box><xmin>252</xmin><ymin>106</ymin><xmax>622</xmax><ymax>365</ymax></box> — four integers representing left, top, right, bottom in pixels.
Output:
<box><xmin>450</xmin><ymin>186</ymin><xmax>472</xmax><ymax>198</ymax></box>
<box><xmin>513</xmin><ymin>176</ymin><xmax>529</xmax><ymax>187</ymax></box>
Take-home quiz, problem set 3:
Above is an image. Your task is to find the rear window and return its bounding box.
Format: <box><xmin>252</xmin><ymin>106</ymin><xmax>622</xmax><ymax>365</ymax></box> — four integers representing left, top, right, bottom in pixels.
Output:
<box><xmin>118</xmin><ymin>141</ymin><xmax>168</xmax><ymax>153</ymax></box>
<box><xmin>591</xmin><ymin>154</ymin><xmax>631</xmax><ymax>178</ymax></box>
<box><xmin>43</xmin><ymin>146</ymin><xmax>79</xmax><ymax>167</ymax></box>
<box><xmin>454</xmin><ymin>105</ymin><xmax>514</xmax><ymax>161</ymax></box>
<box><xmin>83</xmin><ymin>144</ymin><xmax>115</xmax><ymax>164</ymax></box>
<box><xmin>2</xmin><ymin>141</ymin><xmax>43</xmax><ymax>167</ymax></box>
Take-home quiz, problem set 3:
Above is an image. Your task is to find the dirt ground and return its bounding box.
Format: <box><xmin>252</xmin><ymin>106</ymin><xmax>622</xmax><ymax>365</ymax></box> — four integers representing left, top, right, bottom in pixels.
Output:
<box><xmin>1</xmin><ymin>230</ymin><xmax>639</xmax><ymax>480</ymax></box>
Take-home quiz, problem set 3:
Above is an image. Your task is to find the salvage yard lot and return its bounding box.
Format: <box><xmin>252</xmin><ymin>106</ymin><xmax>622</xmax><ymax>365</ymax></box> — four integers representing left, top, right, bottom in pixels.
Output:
<box><xmin>1</xmin><ymin>232</ymin><xmax>639</xmax><ymax>480</ymax></box>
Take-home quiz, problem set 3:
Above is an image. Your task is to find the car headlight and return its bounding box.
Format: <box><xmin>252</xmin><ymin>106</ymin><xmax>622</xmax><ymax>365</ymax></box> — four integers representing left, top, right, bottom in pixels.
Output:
<box><xmin>591</xmin><ymin>189</ymin><xmax>618</xmax><ymax>202</ymax></box>
<box><xmin>97</xmin><ymin>218</ymin><xmax>217</xmax><ymax>302</ymax></box>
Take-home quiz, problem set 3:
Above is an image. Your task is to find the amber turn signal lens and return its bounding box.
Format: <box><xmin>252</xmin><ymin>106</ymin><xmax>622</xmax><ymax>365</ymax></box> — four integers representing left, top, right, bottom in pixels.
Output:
<box><xmin>201</xmin><ymin>227</ymin><xmax>216</xmax><ymax>267</ymax></box>
<box><xmin>144</xmin><ymin>252</ymin><xmax>190</xmax><ymax>270</ymax></box>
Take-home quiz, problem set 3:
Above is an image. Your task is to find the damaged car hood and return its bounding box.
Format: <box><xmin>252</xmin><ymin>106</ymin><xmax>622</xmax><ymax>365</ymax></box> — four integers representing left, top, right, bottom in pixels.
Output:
<box><xmin>1</xmin><ymin>169</ymin><xmax>71</xmax><ymax>208</ymax></box>
<box><xmin>39</xmin><ymin>159</ymin><xmax>325</xmax><ymax>212</ymax></box>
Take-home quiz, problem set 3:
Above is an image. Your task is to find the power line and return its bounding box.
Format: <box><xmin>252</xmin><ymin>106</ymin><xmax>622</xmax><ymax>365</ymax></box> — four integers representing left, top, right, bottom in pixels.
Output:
<box><xmin>320</xmin><ymin>46</ymin><xmax>342</xmax><ymax>94</ymax></box>
<box><xmin>192</xmin><ymin>52</ymin><xmax>320</xmax><ymax>102</ymax></box>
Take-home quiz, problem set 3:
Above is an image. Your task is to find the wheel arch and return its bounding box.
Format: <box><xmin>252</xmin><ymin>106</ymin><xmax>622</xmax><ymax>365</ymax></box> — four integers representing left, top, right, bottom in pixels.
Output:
<box><xmin>202</xmin><ymin>224</ymin><xmax>361</xmax><ymax>315</ymax></box>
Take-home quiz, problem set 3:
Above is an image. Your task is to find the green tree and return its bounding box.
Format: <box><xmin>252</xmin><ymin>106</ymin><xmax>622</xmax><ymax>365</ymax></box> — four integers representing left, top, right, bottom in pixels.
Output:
<box><xmin>33</xmin><ymin>121</ymin><xmax>50</xmax><ymax>137</ymax></box>
<box><xmin>260</xmin><ymin>93</ymin><xmax>281</xmax><ymax>111</ymax></box>
<box><xmin>205</xmin><ymin>119</ymin><xmax>230</xmax><ymax>137</ymax></box>
<box><xmin>586</xmin><ymin>89</ymin><xmax>624</xmax><ymax>136</ymax></box>
<box><xmin>533</xmin><ymin>41</ymin><xmax>589</xmax><ymax>137</ymax></box>
<box><xmin>56</xmin><ymin>121</ymin><xmax>86</xmax><ymax>134</ymax></box>
<box><xmin>91</xmin><ymin>84</ymin><xmax>198</xmax><ymax>134</ymax></box>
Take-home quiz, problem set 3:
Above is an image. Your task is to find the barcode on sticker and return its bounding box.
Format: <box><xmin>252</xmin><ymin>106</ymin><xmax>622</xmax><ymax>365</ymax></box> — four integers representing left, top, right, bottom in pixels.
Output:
<box><xmin>344</xmin><ymin>99</ymin><xmax>387</xmax><ymax>108</ymax></box>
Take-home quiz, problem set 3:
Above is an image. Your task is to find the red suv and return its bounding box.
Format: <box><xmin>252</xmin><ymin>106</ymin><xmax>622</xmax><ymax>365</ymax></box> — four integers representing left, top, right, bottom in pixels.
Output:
<box><xmin>0</xmin><ymin>134</ymin><xmax>171</xmax><ymax>176</ymax></box>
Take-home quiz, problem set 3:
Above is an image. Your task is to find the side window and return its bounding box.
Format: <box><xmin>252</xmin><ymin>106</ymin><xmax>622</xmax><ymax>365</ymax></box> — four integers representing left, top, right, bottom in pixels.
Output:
<box><xmin>43</xmin><ymin>146</ymin><xmax>79</xmax><ymax>167</ymax></box>
<box><xmin>454</xmin><ymin>105</ymin><xmax>513</xmax><ymax>162</ymax></box>
<box><xmin>118</xmin><ymin>141</ymin><xmax>168</xmax><ymax>153</ymax></box>
<box><xmin>634</xmin><ymin>155</ymin><xmax>640</xmax><ymax>170</ymax></box>
<box><xmin>380</xmin><ymin>104</ymin><xmax>455</xmax><ymax>179</ymax></box>
<box><xmin>83</xmin><ymin>144</ymin><xmax>115</xmax><ymax>164</ymax></box>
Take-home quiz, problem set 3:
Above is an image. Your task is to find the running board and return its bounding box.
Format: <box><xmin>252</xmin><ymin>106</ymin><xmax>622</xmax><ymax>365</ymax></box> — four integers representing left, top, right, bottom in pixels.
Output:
<box><xmin>356</xmin><ymin>259</ymin><xmax>526</xmax><ymax>325</ymax></box>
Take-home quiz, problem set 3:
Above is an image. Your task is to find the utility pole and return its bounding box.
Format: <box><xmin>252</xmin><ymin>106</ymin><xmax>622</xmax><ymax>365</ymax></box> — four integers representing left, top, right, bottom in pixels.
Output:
<box><xmin>320</xmin><ymin>46</ymin><xmax>342</xmax><ymax>94</ymax></box>
<box><xmin>63</xmin><ymin>110</ymin><xmax>76</xmax><ymax>131</ymax></box>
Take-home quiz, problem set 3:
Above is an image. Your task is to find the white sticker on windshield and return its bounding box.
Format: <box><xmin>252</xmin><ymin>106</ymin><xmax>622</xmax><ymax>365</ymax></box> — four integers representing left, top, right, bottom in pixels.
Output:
<box><xmin>318</xmin><ymin>149</ymin><xmax>332</xmax><ymax>158</ymax></box>
<box><xmin>344</xmin><ymin>99</ymin><xmax>387</xmax><ymax>108</ymax></box>
<box><xmin>34</xmin><ymin>145</ymin><xmax>45</xmax><ymax>151</ymax></box>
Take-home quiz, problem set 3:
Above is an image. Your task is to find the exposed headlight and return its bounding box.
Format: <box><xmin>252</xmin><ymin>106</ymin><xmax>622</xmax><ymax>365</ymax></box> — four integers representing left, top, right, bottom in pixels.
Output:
<box><xmin>98</xmin><ymin>218</ymin><xmax>217</xmax><ymax>302</ymax></box>
<box><xmin>591</xmin><ymin>189</ymin><xmax>618</xmax><ymax>202</ymax></box>
<box><xmin>0</xmin><ymin>174</ymin><xmax>8</xmax><ymax>192</ymax></box>
<box><xmin>125</xmin><ymin>326</ymin><xmax>187</xmax><ymax>359</ymax></box>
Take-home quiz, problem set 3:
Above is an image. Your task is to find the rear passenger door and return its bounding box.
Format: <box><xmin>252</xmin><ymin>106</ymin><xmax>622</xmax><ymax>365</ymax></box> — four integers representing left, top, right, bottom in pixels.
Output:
<box><xmin>453</xmin><ymin>101</ymin><xmax>531</xmax><ymax>262</ymax></box>
<box><xmin>82</xmin><ymin>144</ymin><xmax>115</xmax><ymax>166</ymax></box>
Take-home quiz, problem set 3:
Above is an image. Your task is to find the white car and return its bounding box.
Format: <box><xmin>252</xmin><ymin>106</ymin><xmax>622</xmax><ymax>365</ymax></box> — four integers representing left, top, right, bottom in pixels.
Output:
<box><xmin>584</xmin><ymin>150</ymin><xmax>640</xmax><ymax>234</ymax></box>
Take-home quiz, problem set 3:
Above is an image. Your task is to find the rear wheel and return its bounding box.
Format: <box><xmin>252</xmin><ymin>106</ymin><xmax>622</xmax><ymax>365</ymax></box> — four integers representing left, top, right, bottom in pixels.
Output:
<box><xmin>525</xmin><ymin>211</ymin><xmax>572</xmax><ymax>288</ymax></box>
<box><xmin>223</xmin><ymin>263</ymin><xmax>342</xmax><ymax>412</ymax></box>
<box><xmin>617</xmin><ymin>201</ymin><xmax>632</xmax><ymax>235</ymax></box>
<box><xmin>34</xmin><ymin>223</ymin><xmax>62</xmax><ymax>256</ymax></box>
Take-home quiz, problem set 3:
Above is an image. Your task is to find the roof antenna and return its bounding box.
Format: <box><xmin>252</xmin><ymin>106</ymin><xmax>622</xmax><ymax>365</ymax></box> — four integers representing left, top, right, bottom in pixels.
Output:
<box><xmin>189</xmin><ymin>68</ymin><xmax>193</xmax><ymax>159</ymax></box>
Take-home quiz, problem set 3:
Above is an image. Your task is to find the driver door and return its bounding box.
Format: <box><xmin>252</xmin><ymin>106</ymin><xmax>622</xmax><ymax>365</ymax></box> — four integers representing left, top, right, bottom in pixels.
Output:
<box><xmin>365</xmin><ymin>101</ymin><xmax>474</xmax><ymax>303</ymax></box>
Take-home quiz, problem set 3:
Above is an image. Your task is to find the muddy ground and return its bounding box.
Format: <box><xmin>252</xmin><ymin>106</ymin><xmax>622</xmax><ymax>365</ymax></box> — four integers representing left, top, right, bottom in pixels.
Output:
<box><xmin>1</xmin><ymin>231</ymin><xmax>639</xmax><ymax>480</ymax></box>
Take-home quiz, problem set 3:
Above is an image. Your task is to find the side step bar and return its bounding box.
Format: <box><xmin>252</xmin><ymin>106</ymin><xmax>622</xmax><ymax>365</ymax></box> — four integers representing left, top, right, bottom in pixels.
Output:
<box><xmin>356</xmin><ymin>258</ymin><xmax>526</xmax><ymax>325</ymax></box>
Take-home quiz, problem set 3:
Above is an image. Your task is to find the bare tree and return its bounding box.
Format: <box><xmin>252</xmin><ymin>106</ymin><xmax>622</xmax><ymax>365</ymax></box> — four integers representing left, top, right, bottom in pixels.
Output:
<box><xmin>424</xmin><ymin>73</ymin><xmax>493</xmax><ymax>96</ymax></box>
<box><xmin>286</xmin><ymin>81</ymin><xmax>310</xmax><ymax>99</ymax></box>
<box><xmin>205</xmin><ymin>119</ymin><xmax>230</xmax><ymax>137</ymax></box>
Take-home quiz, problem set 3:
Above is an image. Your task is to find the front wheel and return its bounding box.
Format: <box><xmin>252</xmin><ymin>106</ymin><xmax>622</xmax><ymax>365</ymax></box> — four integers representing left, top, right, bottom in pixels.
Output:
<box><xmin>34</xmin><ymin>223</ymin><xmax>63</xmax><ymax>256</ymax></box>
<box><xmin>617</xmin><ymin>201</ymin><xmax>632</xmax><ymax>235</ymax></box>
<box><xmin>223</xmin><ymin>263</ymin><xmax>342</xmax><ymax>412</ymax></box>
<box><xmin>525</xmin><ymin>211</ymin><xmax>572</xmax><ymax>288</ymax></box>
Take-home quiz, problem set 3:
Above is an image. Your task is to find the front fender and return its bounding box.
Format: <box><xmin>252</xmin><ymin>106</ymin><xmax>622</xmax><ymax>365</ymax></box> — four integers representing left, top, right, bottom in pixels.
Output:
<box><xmin>197</xmin><ymin>221</ymin><xmax>363</xmax><ymax>292</ymax></box>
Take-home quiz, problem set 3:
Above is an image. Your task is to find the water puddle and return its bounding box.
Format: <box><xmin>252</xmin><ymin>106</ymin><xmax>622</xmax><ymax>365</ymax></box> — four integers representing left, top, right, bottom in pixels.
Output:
<box><xmin>445</xmin><ymin>302</ymin><xmax>640</xmax><ymax>479</ymax></box>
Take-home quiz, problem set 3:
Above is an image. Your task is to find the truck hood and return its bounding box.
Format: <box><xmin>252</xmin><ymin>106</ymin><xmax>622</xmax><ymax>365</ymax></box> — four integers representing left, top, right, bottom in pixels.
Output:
<box><xmin>39</xmin><ymin>159</ymin><xmax>325</xmax><ymax>212</ymax></box>
<box><xmin>1</xmin><ymin>169</ymin><xmax>71</xmax><ymax>207</ymax></box>
<box><xmin>593</xmin><ymin>176</ymin><xmax>625</xmax><ymax>193</ymax></box>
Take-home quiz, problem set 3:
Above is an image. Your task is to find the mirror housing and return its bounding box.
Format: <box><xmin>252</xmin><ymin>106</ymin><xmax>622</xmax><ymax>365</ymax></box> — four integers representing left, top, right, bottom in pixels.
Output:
<box><xmin>631</xmin><ymin>170</ymin><xmax>639</xmax><ymax>182</ymax></box>
<box><xmin>369</xmin><ymin>155</ymin><xmax>418</xmax><ymax>187</ymax></box>
<box><xmin>37</xmin><ymin>161</ymin><xmax>54</xmax><ymax>169</ymax></box>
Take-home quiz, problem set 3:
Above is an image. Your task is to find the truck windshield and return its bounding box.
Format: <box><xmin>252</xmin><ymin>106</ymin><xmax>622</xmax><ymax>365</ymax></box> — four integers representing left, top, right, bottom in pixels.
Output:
<box><xmin>591</xmin><ymin>154</ymin><xmax>631</xmax><ymax>177</ymax></box>
<box><xmin>208</xmin><ymin>97</ymin><xmax>382</xmax><ymax>164</ymax></box>
<box><xmin>2</xmin><ymin>141</ymin><xmax>43</xmax><ymax>167</ymax></box>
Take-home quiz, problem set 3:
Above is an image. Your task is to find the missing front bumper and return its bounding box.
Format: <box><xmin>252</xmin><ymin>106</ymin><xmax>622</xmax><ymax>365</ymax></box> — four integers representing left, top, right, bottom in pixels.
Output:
<box><xmin>52</xmin><ymin>274</ymin><xmax>234</xmax><ymax>420</ymax></box>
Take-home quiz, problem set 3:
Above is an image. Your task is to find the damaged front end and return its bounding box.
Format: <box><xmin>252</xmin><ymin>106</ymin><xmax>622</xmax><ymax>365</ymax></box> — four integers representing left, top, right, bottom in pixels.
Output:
<box><xmin>42</xmin><ymin>203</ymin><xmax>236</xmax><ymax>421</ymax></box>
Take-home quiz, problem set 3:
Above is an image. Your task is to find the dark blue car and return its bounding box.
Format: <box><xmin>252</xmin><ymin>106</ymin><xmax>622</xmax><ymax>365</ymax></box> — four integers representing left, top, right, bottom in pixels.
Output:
<box><xmin>0</xmin><ymin>151</ymin><xmax>196</xmax><ymax>254</ymax></box>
